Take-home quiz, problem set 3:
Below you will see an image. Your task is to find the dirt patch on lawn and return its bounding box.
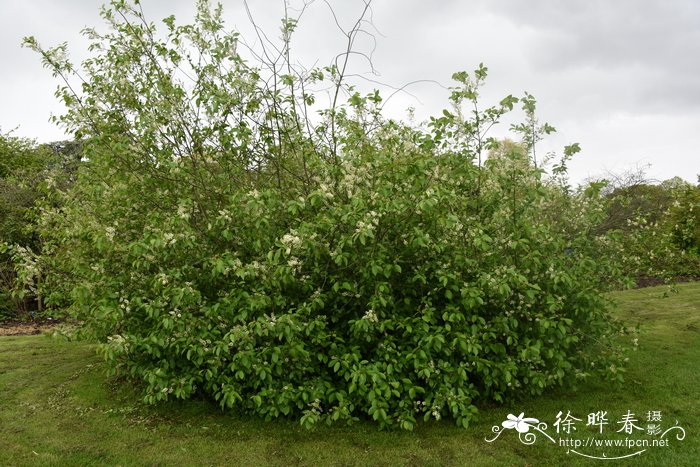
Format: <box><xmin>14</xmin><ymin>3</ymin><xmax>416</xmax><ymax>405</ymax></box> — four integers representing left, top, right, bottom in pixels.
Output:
<box><xmin>635</xmin><ymin>275</ymin><xmax>700</xmax><ymax>288</ymax></box>
<box><xmin>0</xmin><ymin>319</ymin><xmax>60</xmax><ymax>336</ymax></box>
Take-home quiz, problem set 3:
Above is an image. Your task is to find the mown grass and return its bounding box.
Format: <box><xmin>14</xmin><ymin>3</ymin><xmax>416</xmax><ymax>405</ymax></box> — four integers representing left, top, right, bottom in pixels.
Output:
<box><xmin>1</xmin><ymin>282</ymin><xmax>698</xmax><ymax>466</ymax></box>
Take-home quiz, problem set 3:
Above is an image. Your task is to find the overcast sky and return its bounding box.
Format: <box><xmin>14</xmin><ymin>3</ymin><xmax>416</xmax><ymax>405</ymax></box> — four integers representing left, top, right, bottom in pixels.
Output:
<box><xmin>1</xmin><ymin>0</ymin><xmax>698</xmax><ymax>186</ymax></box>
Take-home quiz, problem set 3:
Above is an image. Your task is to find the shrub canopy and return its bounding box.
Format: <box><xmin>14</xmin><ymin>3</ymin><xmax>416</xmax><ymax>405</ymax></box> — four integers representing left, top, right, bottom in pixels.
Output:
<box><xmin>27</xmin><ymin>0</ymin><xmax>628</xmax><ymax>429</ymax></box>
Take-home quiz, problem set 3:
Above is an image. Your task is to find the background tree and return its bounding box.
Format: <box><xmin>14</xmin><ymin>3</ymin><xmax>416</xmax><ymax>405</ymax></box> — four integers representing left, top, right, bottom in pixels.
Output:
<box><xmin>0</xmin><ymin>129</ymin><xmax>80</xmax><ymax>320</ymax></box>
<box><xmin>580</xmin><ymin>167</ymin><xmax>700</xmax><ymax>285</ymax></box>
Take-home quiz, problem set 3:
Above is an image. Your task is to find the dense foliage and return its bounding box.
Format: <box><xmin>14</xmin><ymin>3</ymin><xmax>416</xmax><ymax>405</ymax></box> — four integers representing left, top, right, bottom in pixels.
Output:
<box><xmin>594</xmin><ymin>176</ymin><xmax>700</xmax><ymax>284</ymax></box>
<box><xmin>1</xmin><ymin>133</ymin><xmax>40</xmax><ymax>318</ymax></box>
<box><xmin>0</xmin><ymin>133</ymin><xmax>75</xmax><ymax>320</ymax></box>
<box><xmin>23</xmin><ymin>0</ymin><xmax>635</xmax><ymax>429</ymax></box>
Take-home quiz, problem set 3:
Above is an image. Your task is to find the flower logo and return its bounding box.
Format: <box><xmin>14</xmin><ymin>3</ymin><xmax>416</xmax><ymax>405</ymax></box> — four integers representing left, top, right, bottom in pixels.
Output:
<box><xmin>502</xmin><ymin>412</ymin><xmax>540</xmax><ymax>433</ymax></box>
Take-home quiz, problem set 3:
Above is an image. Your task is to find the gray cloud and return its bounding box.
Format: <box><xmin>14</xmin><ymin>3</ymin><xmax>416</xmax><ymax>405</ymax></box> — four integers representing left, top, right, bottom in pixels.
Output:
<box><xmin>1</xmin><ymin>0</ymin><xmax>698</xmax><ymax>184</ymax></box>
<box><xmin>474</xmin><ymin>0</ymin><xmax>700</xmax><ymax>114</ymax></box>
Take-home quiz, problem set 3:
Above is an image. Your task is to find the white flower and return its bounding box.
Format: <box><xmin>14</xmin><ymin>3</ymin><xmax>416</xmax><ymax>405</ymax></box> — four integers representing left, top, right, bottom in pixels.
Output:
<box><xmin>355</xmin><ymin>211</ymin><xmax>380</xmax><ymax>235</ymax></box>
<box><xmin>319</xmin><ymin>183</ymin><xmax>334</xmax><ymax>199</ymax></box>
<box><xmin>247</xmin><ymin>189</ymin><xmax>260</xmax><ymax>199</ymax></box>
<box><xmin>281</xmin><ymin>231</ymin><xmax>302</xmax><ymax>254</ymax></box>
<box><xmin>287</xmin><ymin>257</ymin><xmax>301</xmax><ymax>273</ymax></box>
<box><xmin>158</xmin><ymin>273</ymin><xmax>168</xmax><ymax>286</ymax></box>
<box><xmin>355</xmin><ymin>220</ymin><xmax>370</xmax><ymax>234</ymax></box>
<box><xmin>105</xmin><ymin>226</ymin><xmax>116</xmax><ymax>241</ymax></box>
<box><xmin>177</xmin><ymin>204</ymin><xmax>190</xmax><ymax>220</ymax></box>
<box><xmin>107</xmin><ymin>334</ymin><xmax>125</xmax><ymax>344</ymax></box>
<box><xmin>502</xmin><ymin>413</ymin><xmax>539</xmax><ymax>433</ymax></box>
<box><xmin>362</xmin><ymin>309</ymin><xmax>378</xmax><ymax>323</ymax></box>
<box><xmin>218</xmin><ymin>210</ymin><xmax>232</xmax><ymax>222</ymax></box>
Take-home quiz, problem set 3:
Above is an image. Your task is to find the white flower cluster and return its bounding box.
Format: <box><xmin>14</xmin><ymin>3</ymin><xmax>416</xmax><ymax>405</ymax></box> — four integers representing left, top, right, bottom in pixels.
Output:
<box><xmin>107</xmin><ymin>334</ymin><xmax>129</xmax><ymax>354</ymax></box>
<box><xmin>339</xmin><ymin>161</ymin><xmax>370</xmax><ymax>196</ymax></box>
<box><xmin>177</xmin><ymin>204</ymin><xmax>190</xmax><ymax>220</ymax></box>
<box><xmin>287</xmin><ymin>257</ymin><xmax>301</xmax><ymax>273</ymax></box>
<box><xmin>414</xmin><ymin>400</ymin><xmax>441</xmax><ymax>419</ymax></box>
<box><xmin>163</xmin><ymin>232</ymin><xmax>177</xmax><ymax>246</ymax></box>
<box><xmin>12</xmin><ymin>245</ymin><xmax>39</xmax><ymax>285</ymax></box>
<box><xmin>168</xmin><ymin>309</ymin><xmax>182</xmax><ymax>318</ymax></box>
<box><xmin>118</xmin><ymin>296</ymin><xmax>132</xmax><ymax>314</ymax></box>
<box><xmin>281</xmin><ymin>230</ymin><xmax>302</xmax><ymax>254</ymax></box>
<box><xmin>157</xmin><ymin>272</ymin><xmax>169</xmax><ymax>286</ymax></box>
<box><xmin>107</xmin><ymin>334</ymin><xmax>125</xmax><ymax>344</ymax></box>
<box><xmin>218</xmin><ymin>209</ymin><xmax>233</xmax><ymax>222</ymax></box>
<box><xmin>414</xmin><ymin>400</ymin><xmax>426</xmax><ymax>412</ymax></box>
<box><xmin>308</xmin><ymin>398</ymin><xmax>323</xmax><ymax>415</ymax></box>
<box><xmin>318</xmin><ymin>183</ymin><xmax>334</xmax><ymax>199</ymax></box>
<box><xmin>247</xmin><ymin>189</ymin><xmax>260</xmax><ymax>199</ymax></box>
<box><xmin>355</xmin><ymin>210</ymin><xmax>380</xmax><ymax>235</ymax></box>
<box><xmin>105</xmin><ymin>226</ymin><xmax>116</xmax><ymax>242</ymax></box>
<box><xmin>362</xmin><ymin>309</ymin><xmax>378</xmax><ymax>323</ymax></box>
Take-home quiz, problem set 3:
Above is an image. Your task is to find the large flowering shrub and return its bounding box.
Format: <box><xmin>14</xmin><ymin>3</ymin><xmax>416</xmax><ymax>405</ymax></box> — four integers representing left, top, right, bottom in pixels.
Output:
<box><xmin>28</xmin><ymin>1</ymin><xmax>627</xmax><ymax>429</ymax></box>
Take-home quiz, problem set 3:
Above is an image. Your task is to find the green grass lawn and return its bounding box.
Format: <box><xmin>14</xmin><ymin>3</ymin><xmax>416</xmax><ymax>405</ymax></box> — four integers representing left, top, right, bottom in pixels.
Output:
<box><xmin>1</xmin><ymin>282</ymin><xmax>698</xmax><ymax>466</ymax></box>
